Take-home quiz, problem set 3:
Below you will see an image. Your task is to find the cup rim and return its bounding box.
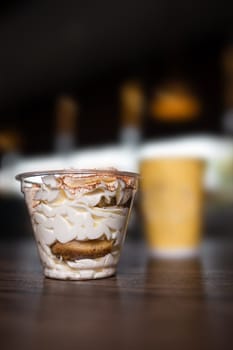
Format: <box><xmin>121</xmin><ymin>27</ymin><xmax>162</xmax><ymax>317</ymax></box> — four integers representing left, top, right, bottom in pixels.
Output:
<box><xmin>15</xmin><ymin>168</ymin><xmax>139</xmax><ymax>182</ymax></box>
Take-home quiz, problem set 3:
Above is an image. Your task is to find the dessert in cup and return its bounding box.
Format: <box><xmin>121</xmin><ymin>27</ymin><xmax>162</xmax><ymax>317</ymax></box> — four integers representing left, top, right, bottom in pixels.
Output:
<box><xmin>16</xmin><ymin>169</ymin><xmax>138</xmax><ymax>280</ymax></box>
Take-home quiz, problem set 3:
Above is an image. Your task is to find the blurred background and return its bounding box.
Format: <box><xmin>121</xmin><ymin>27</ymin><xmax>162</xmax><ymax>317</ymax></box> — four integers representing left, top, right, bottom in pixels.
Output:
<box><xmin>0</xmin><ymin>0</ymin><xmax>233</xmax><ymax>240</ymax></box>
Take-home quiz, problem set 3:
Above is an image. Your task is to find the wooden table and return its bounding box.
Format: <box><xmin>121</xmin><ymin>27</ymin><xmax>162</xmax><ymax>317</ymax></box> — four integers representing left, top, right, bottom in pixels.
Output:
<box><xmin>1</xmin><ymin>238</ymin><xmax>233</xmax><ymax>350</ymax></box>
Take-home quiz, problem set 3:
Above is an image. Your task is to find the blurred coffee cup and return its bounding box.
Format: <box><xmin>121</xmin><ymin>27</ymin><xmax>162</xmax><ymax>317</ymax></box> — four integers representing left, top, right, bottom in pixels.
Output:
<box><xmin>139</xmin><ymin>142</ymin><xmax>205</xmax><ymax>258</ymax></box>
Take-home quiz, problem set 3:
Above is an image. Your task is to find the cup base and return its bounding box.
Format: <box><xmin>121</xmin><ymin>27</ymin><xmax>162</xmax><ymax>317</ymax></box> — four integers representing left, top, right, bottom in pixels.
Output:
<box><xmin>44</xmin><ymin>267</ymin><xmax>116</xmax><ymax>280</ymax></box>
<box><xmin>149</xmin><ymin>247</ymin><xmax>199</xmax><ymax>259</ymax></box>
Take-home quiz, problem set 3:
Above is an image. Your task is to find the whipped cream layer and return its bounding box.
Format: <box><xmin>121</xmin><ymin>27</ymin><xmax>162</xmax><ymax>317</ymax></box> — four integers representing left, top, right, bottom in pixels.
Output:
<box><xmin>26</xmin><ymin>174</ymin><xmax>132</xmax><ymax>245</ymax></box>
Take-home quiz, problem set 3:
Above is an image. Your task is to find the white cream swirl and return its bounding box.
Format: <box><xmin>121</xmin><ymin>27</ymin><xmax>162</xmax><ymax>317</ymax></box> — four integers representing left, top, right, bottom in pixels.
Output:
<box><xmin>29</xmin><ymin>175</ymin><xmax>132</xmax><ymax>245</ymax></box>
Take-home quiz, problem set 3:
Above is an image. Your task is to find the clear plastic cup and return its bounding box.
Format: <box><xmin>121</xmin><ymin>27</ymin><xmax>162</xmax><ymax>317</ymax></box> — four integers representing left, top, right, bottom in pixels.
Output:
<box><xmin>16</xmin><ymin>169</ymin><xmax>138</xmax><ymax>280</ymax></box>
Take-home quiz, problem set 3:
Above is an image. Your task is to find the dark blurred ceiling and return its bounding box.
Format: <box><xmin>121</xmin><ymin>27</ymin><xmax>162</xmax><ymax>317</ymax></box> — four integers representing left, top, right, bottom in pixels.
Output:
<box><xmin>0</xmin><ymin>0</ymin><xmax>232</xmax><ymax>112</ymax></box>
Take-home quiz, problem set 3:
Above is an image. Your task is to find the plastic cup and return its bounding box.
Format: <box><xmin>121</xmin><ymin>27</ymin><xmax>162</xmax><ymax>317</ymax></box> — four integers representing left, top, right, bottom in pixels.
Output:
<box><xmin>16</xmin><ymin>169</ymin><xmax>138</xmax><ymax>280</ymax></box>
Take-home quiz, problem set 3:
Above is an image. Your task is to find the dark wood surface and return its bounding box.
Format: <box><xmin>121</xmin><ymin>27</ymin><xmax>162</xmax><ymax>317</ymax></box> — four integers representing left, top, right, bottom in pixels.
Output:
<box><xmin>1</xmin><ymin>238</ymin><xmax>233</xmax><ymax>350</ymax></box>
